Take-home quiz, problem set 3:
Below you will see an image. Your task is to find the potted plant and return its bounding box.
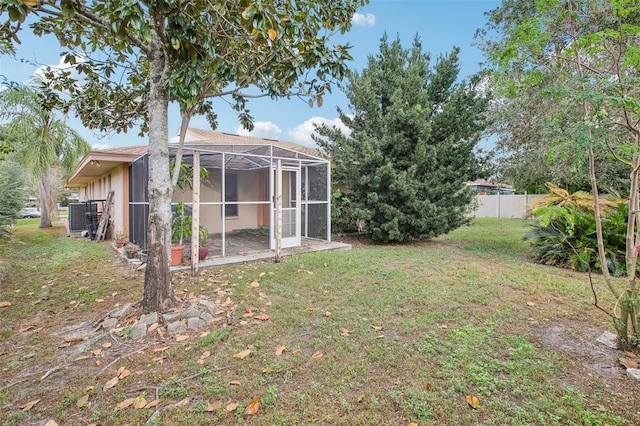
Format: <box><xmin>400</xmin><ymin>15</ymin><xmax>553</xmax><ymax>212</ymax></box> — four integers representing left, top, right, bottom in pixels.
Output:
<box><xmin>170</xmin><ymin>159</ymin><xmax>209</xmax><ymax>266</ymax></box>
<box><xmin>198</xmin><ymin>225</ymin><xmax>209</xmax><ymax>260</ymax></box>
<box><xmin>171</xmin><ymin>202</ymin><xmax>191</xmax><ymax>266</ymax></box>
<box><xmin>124</xmin><ymin>243</ymin><xmax>140</xmax><ymax>259</ymax></box>
<box><xmin>114</xmin><ymin>233</ymin><xmax>126</xmax><ymax>248</ymax></box>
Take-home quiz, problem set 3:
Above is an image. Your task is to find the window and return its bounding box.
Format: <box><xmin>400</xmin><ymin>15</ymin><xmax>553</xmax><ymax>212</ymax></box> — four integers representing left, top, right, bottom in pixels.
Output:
<box><xmin>225</xmin><ymin>173</ymin><xmax>238</xmax><ymax>217</ymax></box>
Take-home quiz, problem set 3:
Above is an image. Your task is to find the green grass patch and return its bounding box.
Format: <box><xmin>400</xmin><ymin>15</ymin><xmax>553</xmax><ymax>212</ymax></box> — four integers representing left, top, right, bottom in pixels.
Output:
<box><xmin>0</xmin><ymin>219</ymin><xmax>635</xmax><ymax>425</ymax></box>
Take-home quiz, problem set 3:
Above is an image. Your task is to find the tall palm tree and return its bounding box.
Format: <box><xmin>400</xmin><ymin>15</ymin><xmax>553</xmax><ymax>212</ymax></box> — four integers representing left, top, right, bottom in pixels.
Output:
<box><xmin>0</xmin><ymin>81</ymin><xmax>90</xmax><ymax>228</ymax></box>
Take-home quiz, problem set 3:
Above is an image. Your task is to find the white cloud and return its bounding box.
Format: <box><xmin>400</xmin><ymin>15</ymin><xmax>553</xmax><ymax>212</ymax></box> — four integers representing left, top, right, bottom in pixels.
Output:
<box><xmin>352</xmin><ymin>12</ymin><xmax>376</xmax><ymax>27</ymax></box>
<box><xmin>33</xmin><ymin>54</ymin><xmax>85</xmax><ymax>85</ymax></box>
<box><xmin>91</xmin><ymin>143</ymin><xmax>112</xmax><ymax>150</ymax></box>
<box><xmin>236</xmin><ymin>121</ymin><xmax>282</xmax><ymax>139</ymax></box>
<box><xmin>288</xmin><ymin>116</ymin><xmax>350</xmax><ymax>147</ymax></box>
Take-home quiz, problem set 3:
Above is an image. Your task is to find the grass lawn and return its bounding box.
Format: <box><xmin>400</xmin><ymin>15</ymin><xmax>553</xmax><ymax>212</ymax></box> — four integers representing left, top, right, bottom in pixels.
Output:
<box><xmin>1</xmin><ymin>218</ymin><xmax>638</xmax><ymax>425</ymax></box>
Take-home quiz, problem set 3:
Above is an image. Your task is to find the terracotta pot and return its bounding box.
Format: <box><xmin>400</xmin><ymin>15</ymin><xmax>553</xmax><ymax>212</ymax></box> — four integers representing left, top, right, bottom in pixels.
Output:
<box><xmin>171</xmin><ymin>244</ymin><xmax>185</xmax><ymax>266</ymax></box>
<box><xmin>198</xmin><ymin>247</ymin><xmax>208</xmax><ymax>260</ymax></box>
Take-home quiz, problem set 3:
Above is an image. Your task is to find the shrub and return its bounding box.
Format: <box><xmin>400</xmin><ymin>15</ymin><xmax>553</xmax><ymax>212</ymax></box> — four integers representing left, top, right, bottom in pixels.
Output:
<box><xmin>526</xmin><ymin>186</ymin><xmax>628</xmax><ymax>275</ymax></box>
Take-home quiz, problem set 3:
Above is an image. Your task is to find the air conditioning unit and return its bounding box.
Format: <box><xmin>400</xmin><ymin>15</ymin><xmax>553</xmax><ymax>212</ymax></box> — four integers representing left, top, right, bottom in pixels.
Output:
<box><xmin>68</xmin><ymin>203</ymin><xmax>89</xmax><ymax>232</ymax></box>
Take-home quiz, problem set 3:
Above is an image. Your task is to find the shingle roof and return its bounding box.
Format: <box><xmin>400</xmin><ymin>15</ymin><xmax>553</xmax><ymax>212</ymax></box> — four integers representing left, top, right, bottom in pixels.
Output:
<box><xmin>179</xmin><ymin>128</ymin><xmax>322</xmax><ymax>157</ymax></box>
<box><xmin>90</xmin><ymin>146</ymin><xmax>149</xmax><ymax>157</ymax></box>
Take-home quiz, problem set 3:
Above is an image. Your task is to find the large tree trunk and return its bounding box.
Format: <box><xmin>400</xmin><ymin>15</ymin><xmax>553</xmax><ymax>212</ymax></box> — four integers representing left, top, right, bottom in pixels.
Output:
<box><xmin>142</xmin><ymin>33</ymin><xmax>175</xmax><ymax>314</ymax></box>
<box><xmin>37</xmin><ymin>172</ymin><xmax>53</xmax><ymax>228</ymax></box>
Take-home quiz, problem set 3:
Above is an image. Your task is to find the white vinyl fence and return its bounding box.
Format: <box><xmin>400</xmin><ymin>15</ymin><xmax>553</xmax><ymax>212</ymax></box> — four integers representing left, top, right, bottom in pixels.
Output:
<box><xmin>471</xmin><ymin>194</ymin><xmax>546</xmax><ymax>219</ymax></box>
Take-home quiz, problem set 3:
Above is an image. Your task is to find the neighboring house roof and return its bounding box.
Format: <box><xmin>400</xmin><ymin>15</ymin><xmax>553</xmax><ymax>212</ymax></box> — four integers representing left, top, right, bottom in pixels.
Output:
<box><xmin>66</xmin><ymin>146</ymin><xmax>148</xmax><ymax>188</ymax></box>
<box><xmin>467</xmin><ymin>179</ymin><xmax>514</xmax><ymax>194</ymax></box>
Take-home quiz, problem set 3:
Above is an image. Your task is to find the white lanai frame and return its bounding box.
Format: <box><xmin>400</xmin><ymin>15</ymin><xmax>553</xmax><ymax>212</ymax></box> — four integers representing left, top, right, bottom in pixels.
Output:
<box><xmin>168</xmin><ymin>141</ymin><xmax>331</xmax><ymax>261</ymax></box>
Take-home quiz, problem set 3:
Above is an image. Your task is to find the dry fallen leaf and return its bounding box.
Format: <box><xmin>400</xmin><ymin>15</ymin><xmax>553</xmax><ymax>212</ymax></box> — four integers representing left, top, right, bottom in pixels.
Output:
<box><xmin>19</xmin><ymin>399</ymin><xmax>40</xmax><ymax>410</ymax></box>
<box><xmin>0</xmin><ymin>301</ymin><xmax>11</xmax><ymax>308</ymax></box>
<box><xmin>226</xmin><ymin>402</ymin><xmax>239</xmax><ymax>412</ymax></box>
<box><xmin>619</xmin><ymin>357</ymin><xmax>639</xmax><ymax>369</ymax></box>
<box><xmin>526</xmin><ymin>301</ymin><xmax>536</xmax><ymax>306</ymax></box>
<box><xmin>103</xmin><ymin>376</ymin><xmax>119</xmax><ymax>390</ymax></box>
<box><xmin>147</xmin><ymin>323</ymin><xmax>159</xmax><ymax>333</ymax></box>
<box><xmin>340</xmin><ymin>328</ymin><xmax>352</xmax><ymax>336</ymax></box>
<box><xmin>375</xmin><ymin>335</ymin><xmax>385</xmax><ymax>339</ymax></box>
<box><xmin>292</xmin><ymin>349</ymin><xmax>301</xmax><ymax>355</ymax></box>
<box><xmin>254</xmin><ymin>314</ymin><xmax>269</xmax><ymax>321</ymax></box>
<box><xmin>153</xmin><ymin>346</ymin><xmax>170</xmax><ymax>353</ymax></box>
<box><xmin>44</xmin><ymin>420</ymin><xmax>58</xmax><ymax>426</ymax></box>
<box><xmin>200</xmin><ymin>350</ymin><xmax>211</xmax><ymax>360</ymax></box>
<box><xmin>116</xmin><ymin>398</ymin><xmax>134</xmax><ymax>410</ymax></box>
<box><xmin>244</xmin><ymin>396</ymin><xmax>261</xmax><ymax>415</ymax></box>
<box><xmin>262</xmin><ymin>367</ymin><xmax>272</xmax><ymax>374</ymax></box>
<box><xmin>233</xmin><ymin>349</ymin><xmax>251</xmax><ymax>360</ymax></box>
<box><xmin>76</xmin><ymin>394</ymin><xmax>90</xmax><ymax>407</ymax></box>
<box><xmin>312</xmin><ymin>351</ymin><xmax>324</xmax><ymax>359</ymax></box>
<box><xmin>466</xmin><ymin>395</ymin><xmax>480</xmax><ymax>409</ymax></box>
<box><xmin>229</xmin><ymin>380</ymin><xmax>241</xmax><ymax>386</ymax></box>
<box><xmin>324</xmin><ymin>311</ymin><xmax>331</xmax><ymax>317</ymax></box>
<box><xmin>145</xmin><ymin>399</ymin><xmax>161</xmax><ymax>408</ymax></box>
<box><xmin>134</xmin><ymin>397</ymin><xmax>147</xmax><ymax>409</ymax></box>
<box><xmin>371</xmin><ymin>325</ymin><xmax>383</xmax><ymax>331</ymax></box>
<box><xmin>175</xmin><ymin>335</ymin><xmax>189</xmax><ymax>342</ymax></box>
<box><xmin>102</xmin><ymin>342</ymin><xmax>112</xmax><ymax>348</ymax></box>
<box><xmin>117</xmin><ymin>367</ymin><xmax>131</xmax><ymax>379</ymax></box>
<box><xmin>65</xmin><ymin>337</ymin><xmax>87</xmax><ymax>343</ymax></box>
<box><xmin>275</xmin><ymin>346</ymin><xmax>286</xmax><ymax>356</ymax></box>
<box><xmin>408</xmin><ymin>423</ymin><xmax>419</xmax><ymax>426</ymax></box>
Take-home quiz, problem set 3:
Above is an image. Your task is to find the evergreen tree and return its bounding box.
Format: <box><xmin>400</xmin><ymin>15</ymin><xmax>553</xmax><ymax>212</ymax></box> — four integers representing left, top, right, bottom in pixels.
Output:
<box><xmin>316</xmin><ymin>34</ymin><xmax>488</xmax><ymax>242</ymax></box>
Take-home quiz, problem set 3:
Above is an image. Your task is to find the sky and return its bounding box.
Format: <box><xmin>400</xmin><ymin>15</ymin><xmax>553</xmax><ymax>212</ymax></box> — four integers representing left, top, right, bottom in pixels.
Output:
<box><xmin>0</xmin><ymin>0</ymin><xmax>502</xmax><ymax>150</ymax></box>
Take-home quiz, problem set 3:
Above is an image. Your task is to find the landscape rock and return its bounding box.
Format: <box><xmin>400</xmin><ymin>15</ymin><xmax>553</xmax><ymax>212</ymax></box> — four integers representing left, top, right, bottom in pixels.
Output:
<box><xmin>162</xmin><ymin>311</ymin><xmax>182</xmax><ymax>322</ymax></box>
<box><xmin>101</xmin><ymin>318</ymin><xmax>118</xmax><ymax>331</ymax></box>
<box><xmin>198</xmin><ymin>299</ymin><xmax>216</xmax><ymax>314</ymax></box>
<box><xmin>199</xmin><ymin>312</ymin><xmax>214</xmax><ymax>323</ymax></box>
<box><xmin>596</xmin><ymin>331</ymin><xmax>619</xmax><ymax>350</ymax></box>
<box><xmin>131</xmin><ymin>323</ymin><xmax>147</xmax><ymax>340</ymax></box>
<box><xmin>626</xmin><ymin>368</ymin><xmax>640</xmax><ymax>381</ymax></box>
<box><xmin>167</xmin><ymin>321</ymin><xmax>186</xmax><ymax>334</ymax></box>
<box><xmin>184</xmin><ymin>305</ymin><xmax>201</xmax><ymax>319</ymax></box>
<box><xmin>110</xmin><ymin>304</ymin><xmax>133</xmax><ymax>319</ymax></box>
<box><xmin>139</xmin><ymin>312</ymin><xmax>158</xmax><ymax>326</ymax></box>
<box><xmin>187</xmin><ymin>317</ymin><xmax>206</xmax><ymax>330</ymax></box>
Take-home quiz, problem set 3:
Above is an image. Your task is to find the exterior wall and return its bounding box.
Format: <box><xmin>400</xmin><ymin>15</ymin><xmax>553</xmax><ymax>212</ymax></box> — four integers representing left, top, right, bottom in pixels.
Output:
<box><xmin>472</xmin><ymin>194</ymin><xmax>546</xmax><ymax>219</ymax></box>
<box><xmin>172</xmin><ymin>168</ymin><xmax>268</xmax><ymax>234</ymax></box>
<box><xmin>75</xmin><ymin>164</ymin><xmax>130</xmax><ymax>238</ymax></box>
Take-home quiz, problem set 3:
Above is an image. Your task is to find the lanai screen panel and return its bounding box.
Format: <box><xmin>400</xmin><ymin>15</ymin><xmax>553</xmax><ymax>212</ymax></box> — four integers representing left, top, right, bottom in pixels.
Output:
<box><xmin>301</xmin><ymin>163</ymin><xmax>330</xmax><ymax>240</ymax></box>
<box><xmin>129</xmin><ymin>154</ymin><xmax>149</xmax><ymax>247</ymax></box>
<box><xmin>124</xmin><ymin>143</ymin><xmax>331</xmax><ymax>256</ymax></box>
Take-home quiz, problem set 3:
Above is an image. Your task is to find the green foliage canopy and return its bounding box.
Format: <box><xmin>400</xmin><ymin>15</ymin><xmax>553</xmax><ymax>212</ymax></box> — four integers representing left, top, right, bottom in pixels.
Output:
<box><xmin>316</xmin><ymin>34</ymin><xmax>488</xmax><ymax>242</ymax></box>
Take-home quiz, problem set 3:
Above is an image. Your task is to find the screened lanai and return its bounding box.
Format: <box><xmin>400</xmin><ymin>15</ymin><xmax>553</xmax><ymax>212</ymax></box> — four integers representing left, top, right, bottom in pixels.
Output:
<box><xmin>128</xmin><ymin>140</ymin><xmax>332</xmax><ymax>262</ymax></box>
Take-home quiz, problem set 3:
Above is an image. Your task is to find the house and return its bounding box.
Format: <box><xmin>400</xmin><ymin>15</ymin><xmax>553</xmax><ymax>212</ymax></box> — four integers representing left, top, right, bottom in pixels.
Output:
<box><xmin>65</xmin><ymin>145</ymin><xmax>148</xmax><ymax>238</ymax></box>
<box><xmin>66</xmin><ymin>128</ymin><xmax>336</xmax><ymax>262</ymax></box>
<box><xmin>467</xmin><ymin>179</ymin><xmax>515</xmax><ymax>195</ymax></box>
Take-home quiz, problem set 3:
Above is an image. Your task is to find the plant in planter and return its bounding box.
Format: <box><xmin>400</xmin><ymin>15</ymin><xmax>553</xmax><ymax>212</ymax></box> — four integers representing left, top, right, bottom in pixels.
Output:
<box><xmin>124</xmin><ymin>243</ymin><xmax>140</xmax><ymax>259</ymax></box>
<box><xmin>198</xmin><ymin>225</ymin><xmax>209</xmax><ymax>260</ymax></box>
<box><xmin>170</xmin><ymin>202</ymin><xmax>191</xmax><ymax>266</ymax></box>
<box><xmin>114</xmin><ymin>233</ymin><xmax>126</xmax><ymax>248</ymax></box>
<box><xmin>170</xmin><ymin>159</ymin><xmax>209</xmax><ymax>266</ymax></box>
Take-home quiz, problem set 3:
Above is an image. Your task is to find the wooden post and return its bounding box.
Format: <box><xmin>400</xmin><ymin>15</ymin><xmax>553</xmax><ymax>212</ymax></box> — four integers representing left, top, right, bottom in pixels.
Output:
<box><xmin>191</xmin><ymin>151</ymin><xmax>200</xmax><ymax>276</ymax></box>
<box><xmin>275</xmin><ymin>159</ymin><xmax>282</xmax><ymax>263</ymax></box>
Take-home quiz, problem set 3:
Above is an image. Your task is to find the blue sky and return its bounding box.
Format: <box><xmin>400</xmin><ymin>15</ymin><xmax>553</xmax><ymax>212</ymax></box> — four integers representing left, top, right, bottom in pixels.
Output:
<box><xmin>0</xmin><ymin>0</ymin><xmax>501</xmax><ymax>149</ymax></box>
